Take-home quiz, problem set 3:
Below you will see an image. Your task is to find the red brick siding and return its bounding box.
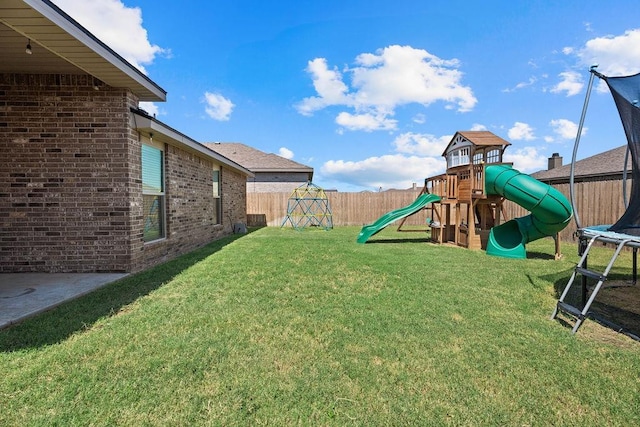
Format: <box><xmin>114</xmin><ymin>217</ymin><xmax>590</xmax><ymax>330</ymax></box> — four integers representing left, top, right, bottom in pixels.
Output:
<box><xmin>222</xmin><ymin>167</ymin><xmax>247</xmax><ymax>227</ymax></box>
<box><xmin>137</xmin><ymin>144</ymin><xmax>239</xmax><ymax>271</ymax></box>
<box><xmin>0</xmin><ymin>74</ymin><xmax>138</xmax><ymax>273</ymax></box>
<box><xmin>0</xmin><ymin>73</ymin><xmax>248</xmax><ymax>273</ymax></box>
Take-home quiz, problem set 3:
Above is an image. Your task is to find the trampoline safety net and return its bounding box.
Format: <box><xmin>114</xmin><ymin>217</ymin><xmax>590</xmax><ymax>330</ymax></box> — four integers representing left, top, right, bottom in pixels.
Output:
<box><xmin>605</xmin><ymin>72</ymin><xmax>640</xmax><ymax>236</ymax></box>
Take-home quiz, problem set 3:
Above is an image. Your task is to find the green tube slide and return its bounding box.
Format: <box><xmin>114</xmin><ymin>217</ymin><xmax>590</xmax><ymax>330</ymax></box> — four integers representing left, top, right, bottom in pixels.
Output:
<box><xmin>484</xmin><ymin>164</ymin><xmax>573</xmax><ymax>259</ymax></box>
<box><xmin>357</xmin><ymin>193</ymin><xmax>441</xmax><ymax>243</ymax></box>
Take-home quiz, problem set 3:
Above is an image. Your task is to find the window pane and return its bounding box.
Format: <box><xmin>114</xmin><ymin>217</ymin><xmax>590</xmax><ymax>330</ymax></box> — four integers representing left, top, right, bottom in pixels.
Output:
<box><xmin>142</xmin><ymin>143</ymin><xmax>164</xmax><ymax>242</ymax></box>
<box><xmin>212</xmin><ymin>168</ymin><xmax>221</xmax><ymax>224</ymax></box>
<box><xmin>212</xmin><ymin>169</ymin><xmax>220</xmax><ymax>198</ymax></box>
<box><xmin>142</xmin><ymin>144</ymin><xmax>163</xmax><ymax>193</ymax></box>
<box><xmin>143</xmin><ymin>195</ymin><xmax>163</xmax><ymax>242</ymax></box>
<box><xmin>487</xmin><ymin>149</ymin><xmax>500</xmax><ymax>163</ymax></box>
<box><xmin>213</xmin><ymin>198</ymin><xmax>220</xmax><ymax>225</ymax></box>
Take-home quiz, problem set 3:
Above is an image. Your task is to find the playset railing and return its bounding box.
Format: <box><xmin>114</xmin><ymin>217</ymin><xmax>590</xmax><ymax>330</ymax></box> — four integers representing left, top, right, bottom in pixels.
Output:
<box><xmin>425</xmin><ymin>173</ymin><xmax>457</xmax><ymax>199</ymax></box>
<box><xmin>425</xmin><ymin>162</ymin><xmax>513</xmax><ymax>201</ymax></box>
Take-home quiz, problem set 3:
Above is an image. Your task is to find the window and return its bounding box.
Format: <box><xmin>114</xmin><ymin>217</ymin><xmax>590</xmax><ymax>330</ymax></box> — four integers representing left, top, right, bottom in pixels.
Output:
<box><xmin>212</xmin><ymin>166</ymin><xmax>221</xmax><ymax>225</ymax></box>
<box><xmin>142</xmin><ymin>143</ymin><xmax>165</xmax><ymax>242</ymax></box>
<box><xmin>448</xmin><ymin>148</ymin><xmax>470</xmax><ymax>167</ymax></box>
<box><xmin>487</xmin><ymin>149</ymin><xmax>500</xmax><ymax>164</ymax></box>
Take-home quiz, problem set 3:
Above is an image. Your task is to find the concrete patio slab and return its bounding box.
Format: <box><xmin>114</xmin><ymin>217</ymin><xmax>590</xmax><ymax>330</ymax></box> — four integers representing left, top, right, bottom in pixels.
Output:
<box><xmin>0</xmin><ymin>273</ymin><xmax>128</xmax><ymax>329</ymax></box>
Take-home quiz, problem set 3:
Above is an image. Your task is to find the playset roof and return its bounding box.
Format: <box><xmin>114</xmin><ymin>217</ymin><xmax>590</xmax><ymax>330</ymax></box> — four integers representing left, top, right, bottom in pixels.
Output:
<box><xmin>442</xmin><ymin>131</ymin><xmax>511</xmax><ymax>156</ymax></box>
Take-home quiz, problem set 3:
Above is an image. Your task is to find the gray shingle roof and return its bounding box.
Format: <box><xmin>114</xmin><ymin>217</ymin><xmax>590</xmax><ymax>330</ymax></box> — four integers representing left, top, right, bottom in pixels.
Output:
<box><xmin>204</xmin><ymin>142</ymin><xmax>313</xmax><ymax>175</ymax></box>
<box><xmin>532</xmin><ymin>145</ymin><xmax>631</xmax><ymax>182</ymax></box>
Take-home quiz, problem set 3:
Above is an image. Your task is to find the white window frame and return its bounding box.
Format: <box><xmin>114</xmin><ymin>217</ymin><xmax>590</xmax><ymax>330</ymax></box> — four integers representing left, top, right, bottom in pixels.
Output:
<box><xmin>448</xmin><ymin>147</ymin><xmax>470</xmax><ymax>168</ymax></box>
<box><xmin>487</xmin><ymin>149</ymin><xmax>500</xmax><ymax>164</ymax></box>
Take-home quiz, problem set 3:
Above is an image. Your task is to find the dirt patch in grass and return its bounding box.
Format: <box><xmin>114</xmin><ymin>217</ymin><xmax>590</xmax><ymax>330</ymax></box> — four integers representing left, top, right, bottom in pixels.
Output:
<box><xmin>590</xmin><ymin>282</ymin><xmax>640</xmax><ymax>341</ymax></box>
<box><xmin>559</xmin><ymin>278</ymin><xmax>640</xmax><ymax>347</ymax></box>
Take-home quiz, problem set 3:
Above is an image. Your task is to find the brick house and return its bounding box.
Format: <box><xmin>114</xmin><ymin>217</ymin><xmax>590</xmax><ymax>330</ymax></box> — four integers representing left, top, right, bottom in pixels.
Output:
<box><xmin>532</xmin><ymin>146</ymin><xmax>630</xmax><ymax>184</ymax></box>
<box><xmin>206</xmin><ymin>142</ymin><xmax>314</xmax><ymax>193</ymax></box>
<box><xmin>0</xmin><ymin>0</ymin><xmax>252</xmax><ymax>273</ymax></box>
<box><xmin>514</xmin><ymin>146</ymin><xmax>630</xmax><ymax>241</ymax></box>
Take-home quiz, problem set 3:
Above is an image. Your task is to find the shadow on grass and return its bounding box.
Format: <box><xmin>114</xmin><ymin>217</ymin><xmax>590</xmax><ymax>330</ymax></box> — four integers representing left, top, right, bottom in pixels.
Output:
<box><xmin>589</xmin><ymin>301</ymin><xmax>640</xmax><ymax>340</ymax></box>
<box><xmin>542</xmin><ymin>267</ymin><xmax>640</xmax><ymax>340</ymax></box>
<box><xmin>365</xmin><ymin>237</ymin><xmax>432</xmax><ymax>244</ymax></box>
<box><xmin>525</xmin><ymin>251</ymin><xmax>557</xmax><ymax>260</ymax></box>
<box><xmin>0</xmin><ymin>231</ymin><xmax>253</xmax><ymax>352</ymax></box>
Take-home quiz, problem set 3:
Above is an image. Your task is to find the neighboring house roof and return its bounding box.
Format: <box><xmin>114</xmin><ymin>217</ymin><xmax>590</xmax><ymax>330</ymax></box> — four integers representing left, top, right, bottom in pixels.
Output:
<box><xmin>532</xmin><ymin>145</ymin><xmax>631</xmax><ymax>182</ymax></box>
<box><xmin>205</xmin><ymin>142</ymin><xmax>314</xmax><ymax>178</ymax></box>
<box><xmin>0</xmin><ymin>0</ymin><xmax>166</xmax><ymax>101</ymax></box>
<box><xmin>442</xmin><ymin>131</ymin><xmax>511</xmax><ymax>156</ymax></box>
<box><xmin>132</xmin><ymin>110</ymin><xmax>253</xmax><ymax>177</ymax></box>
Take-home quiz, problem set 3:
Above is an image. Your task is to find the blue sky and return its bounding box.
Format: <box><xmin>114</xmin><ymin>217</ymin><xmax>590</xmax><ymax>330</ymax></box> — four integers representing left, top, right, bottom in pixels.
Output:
<box><xmin>53</xmin><ymin>0</ymin><xmax>640</xmax><ymax>191</ymax></box>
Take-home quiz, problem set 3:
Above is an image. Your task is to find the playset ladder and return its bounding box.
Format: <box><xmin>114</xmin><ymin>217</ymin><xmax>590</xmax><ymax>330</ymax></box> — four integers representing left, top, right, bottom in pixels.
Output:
<box><xmin>551</xmin><ymin>235</ymin><xmax>630</xmax><ymax>333</ymax></box>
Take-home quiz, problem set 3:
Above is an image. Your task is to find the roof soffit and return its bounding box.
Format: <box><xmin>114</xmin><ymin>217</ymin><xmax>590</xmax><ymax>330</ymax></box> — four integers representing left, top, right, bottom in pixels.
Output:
<box><xmin>132</xmin><ymin>112</ymin><xmax>253</xmax><ymax>177</ymax></box>
<box><xmin>0</xmin><ymin>0</ymin><xmax>166</xmax><ymax>101</ymax></box>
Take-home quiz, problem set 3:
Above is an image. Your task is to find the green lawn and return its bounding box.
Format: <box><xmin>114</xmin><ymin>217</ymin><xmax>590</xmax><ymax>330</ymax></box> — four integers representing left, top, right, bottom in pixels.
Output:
<box><xmin>1</xmin><ymin>227</ymin><xmax>639</xmax><ymax>426</ymax></box>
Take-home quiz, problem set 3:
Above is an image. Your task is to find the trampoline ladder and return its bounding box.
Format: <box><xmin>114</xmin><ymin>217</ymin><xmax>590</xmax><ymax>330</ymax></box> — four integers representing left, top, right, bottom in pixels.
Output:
<box><xmin>551</xmin><ymin>236</ymin><xmax>630</xmax><ymax>333</ymax></box>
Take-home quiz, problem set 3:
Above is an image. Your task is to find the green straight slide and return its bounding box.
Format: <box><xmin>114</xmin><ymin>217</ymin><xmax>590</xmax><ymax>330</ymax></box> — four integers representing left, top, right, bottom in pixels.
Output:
<box><xmin>484</xmin><ymin>164</ymin><xmax>573</xmax><ymax>259</ymax></box>
<box><xmin>357</xmin><ymin>193</ymin><xmax>441</xmax><ymax>243</ymax></box>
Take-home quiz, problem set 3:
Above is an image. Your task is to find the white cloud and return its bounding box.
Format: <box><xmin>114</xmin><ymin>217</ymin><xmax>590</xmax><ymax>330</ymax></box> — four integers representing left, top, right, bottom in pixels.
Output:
<box><xmin>412</xmin><ymin>113</ymin><xmax>426</xmax><ymax>124</ymax></box>
<box><xmin>392</xmin><ymin>132</ymin><xmax>451</xmax><ymax>157</ymax></box>
<box><xmin>350</xmin><ymin>46</ymin><xmax>477</xmax><ymax>111</ymax></box>
<box><xmin>335</xmin><ymin>111</ymin><xmax>397</xmax><ymax>132</ymax></box>
<box><xmin>502</xmin><ymin>76</ymin><xmax>537</xmax><ymax>93</ymax></box>
<box><xmin>550</xmin><ymin>71</ymin><xmax>583</xmax><ymax>96</ymax></box>
<box><xmin>138</xmin><ymin>101</ymin><xmax>159</xmax><ymax>117</ymax></box>
<box><xmin>321</xmin><ymin>154</ymin><xmax>445</xmax><ymax>190</ymax></box>
<box><xmin>470</xmin><ymin>123</ymin><xmax>487</xmax><ymax>131</ymax></box>
<box><xmin>296</xmin><ymin>58</ymin><xmax>350</xmax><ymax>116</ymax></box>
<box><xmin>576</xmin><ymin>29</ymin><xmax>640</xmax><ymax>76</ymax></box>
<box><xmin>319</xmin><ymin>131</ymin><xmax>452</xmax><ymax>190</ymax></box>
<box><xmin>203</xmin><ymin>92</ymin><xmax>234</xmax><ymax>121</ymax></box>
<box><xmin>296</xmin><ymin>45</ymin><xmax>477</xmax><ymax>132</ymax></box>
<box><xmin>503</xmin><ymin>147</ymin><xmax>547</xmax><ymax>173</ymax></box>
<box><xmin>278</xmin><ymin>147</ymin><xmax>294</xmax><ymax>159</ymax></box>
<box><xmin>508</xmin><ymin>122</ymin><xmax>536</xmax><ymax>141</ymax></box>
<box><xmin>51</xmin><ymin>0</ymin><xmax>167</xmax><ymax>74</ymax></box>
<box><xmin>549</xmin><ymin>118</ymin><xmax>584</xmax><ymax>140</ymax></box>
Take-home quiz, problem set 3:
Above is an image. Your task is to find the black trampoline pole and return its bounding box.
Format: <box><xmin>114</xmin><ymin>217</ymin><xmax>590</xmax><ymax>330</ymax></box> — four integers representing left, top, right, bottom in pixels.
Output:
<box><xmin>570</xmin><ymin>65</ymin><xmax>599</xmax><ymax>229</ymax></box>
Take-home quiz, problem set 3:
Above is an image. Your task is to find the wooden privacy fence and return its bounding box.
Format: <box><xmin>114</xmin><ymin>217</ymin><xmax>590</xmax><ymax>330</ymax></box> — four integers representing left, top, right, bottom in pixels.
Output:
<box><xmin>247</xmin><ymin>176</ymin><xmax>630</xmax><ymax>243</ymax></box>
<box><xmin>247</xmin><ymin>190</ymin><xmax>430</xmax><ymax>228</ymax></box>
<box><xmin>503</xmin><ymin>176</ymin><xmax>630</xmax><ymax>243</ymax></box>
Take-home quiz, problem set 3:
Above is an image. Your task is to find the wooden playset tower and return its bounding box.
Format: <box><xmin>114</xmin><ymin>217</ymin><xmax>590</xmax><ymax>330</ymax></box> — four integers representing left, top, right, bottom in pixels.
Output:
<box><xmin>426</xmin><ymin>131</ymin><xmax>512</xmax><ymax>250</ymax></box>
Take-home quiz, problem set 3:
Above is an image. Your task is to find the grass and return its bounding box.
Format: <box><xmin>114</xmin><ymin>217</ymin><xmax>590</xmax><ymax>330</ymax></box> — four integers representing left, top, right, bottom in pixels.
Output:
<box><xmin>1</xmin><ymin>226</ymin><xmax>639</xmax><ymax>426</ymax></box>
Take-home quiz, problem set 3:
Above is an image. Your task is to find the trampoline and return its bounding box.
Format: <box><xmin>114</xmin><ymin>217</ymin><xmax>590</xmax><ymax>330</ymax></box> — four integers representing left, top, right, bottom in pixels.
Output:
<box><xmin>551</xmin><ymin>66</ymin><xmax>640</xmax><ymax>335</ymax></box>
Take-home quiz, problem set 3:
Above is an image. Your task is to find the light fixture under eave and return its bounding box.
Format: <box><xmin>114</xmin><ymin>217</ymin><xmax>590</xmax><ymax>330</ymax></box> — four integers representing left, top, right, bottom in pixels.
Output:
<box><xmin>25</xmin><ymin>39</ymin><xmax>32</xmax><ymax>55</ymax></box>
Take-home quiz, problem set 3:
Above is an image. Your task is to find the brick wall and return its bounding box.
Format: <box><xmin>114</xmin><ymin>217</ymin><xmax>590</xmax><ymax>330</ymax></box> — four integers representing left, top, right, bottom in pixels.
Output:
<box><xmin>0</xmin><ymin>73</ymin><xmax>248</xmax><ymax>273</ymax></box>
<box><xmin>138</xmin><ymin>145</ymin><xmax>247</xmax><ymax>271</ymax></box>
<box><xmin>0</xmin><ymin>74</ymin><xmax>138</xmax><ymax>273</ymax></box>
<box><xmin>222</xmin><ymin>167</ymin><xmax>247</xmax><ymax>226</ymax></box>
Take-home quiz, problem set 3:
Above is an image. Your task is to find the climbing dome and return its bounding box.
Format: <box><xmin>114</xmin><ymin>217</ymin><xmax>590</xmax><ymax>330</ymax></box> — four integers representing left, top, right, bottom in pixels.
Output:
<box><xmin>281</xmin><ymin>182</ymin><xmax>333</xmax><ymax>230</ymax></box>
